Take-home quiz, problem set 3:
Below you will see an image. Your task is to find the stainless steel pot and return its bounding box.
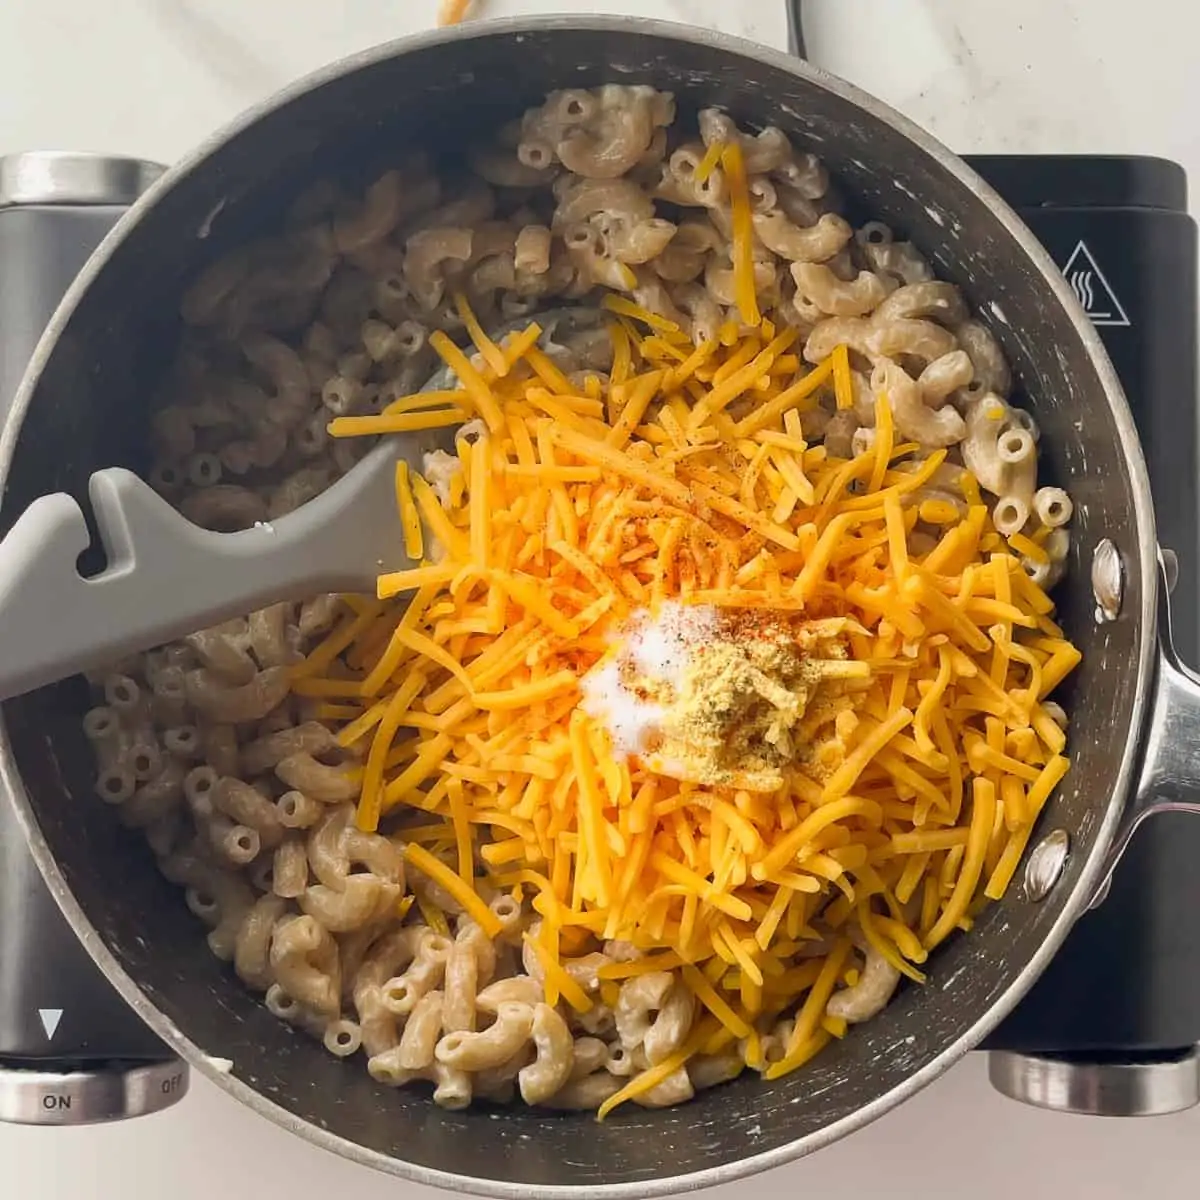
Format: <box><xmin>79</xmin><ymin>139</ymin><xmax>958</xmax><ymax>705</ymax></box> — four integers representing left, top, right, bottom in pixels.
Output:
<box><xmin>0</xmin><ymin>15</ymin><xmax>1196</xmax><ymax>1198</ymax></box>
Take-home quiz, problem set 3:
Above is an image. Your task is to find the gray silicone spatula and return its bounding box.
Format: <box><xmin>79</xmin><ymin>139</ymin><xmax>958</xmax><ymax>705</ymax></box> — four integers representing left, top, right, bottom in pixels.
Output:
<box><xmin>0</xmin><ymin>306</ymin><xmax>603</xmax><ymax>702</ymax></box>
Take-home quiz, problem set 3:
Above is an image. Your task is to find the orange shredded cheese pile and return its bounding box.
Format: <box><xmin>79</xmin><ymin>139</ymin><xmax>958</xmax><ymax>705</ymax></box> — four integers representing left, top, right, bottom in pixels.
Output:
<box><xmin>310</xmin><ymin>298</ymin><xmax>1080</xmax><ymax>1115</ymax></box>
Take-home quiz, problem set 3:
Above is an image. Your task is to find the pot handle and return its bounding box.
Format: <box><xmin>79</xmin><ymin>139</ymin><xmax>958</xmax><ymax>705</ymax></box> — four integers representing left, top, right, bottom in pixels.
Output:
<box><xmin>1090</xmin><ymin>553</ymin><xmax>1200</xmax><ymax>907</ymax></box>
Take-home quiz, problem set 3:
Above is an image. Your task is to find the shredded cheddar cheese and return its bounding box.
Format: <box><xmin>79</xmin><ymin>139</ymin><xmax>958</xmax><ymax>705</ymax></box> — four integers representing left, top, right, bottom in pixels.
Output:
<box><xmin>693</xmin><ymin>142</ymin><xmax>724</xmax><ymax>185</ymax></box>
<box><xmin>315</xmin><ymin>296</ymin><xmax>1080</xmax><ymax>1116</ymax></box>
<box><xmin>437</xmin><ymin>0</ymin><xmax>474</xmax><ymax>25</ymax></box>
<box><xmin>720</xmin><ymin>143</ymin><xmax>761</xmax><ymax>327</ymax></box>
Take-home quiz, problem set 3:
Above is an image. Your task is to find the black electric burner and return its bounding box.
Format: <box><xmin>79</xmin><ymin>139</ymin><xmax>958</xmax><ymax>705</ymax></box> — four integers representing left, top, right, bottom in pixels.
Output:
<box><xmin>0</xmin><ymin>149</ymin><xmax>1196</xmax><ymax>1126</ymax></box>
<box><xmin>968</xmin><ymin>155</ymin><xmax>1200</xmax><ymax>1113</ymax></box>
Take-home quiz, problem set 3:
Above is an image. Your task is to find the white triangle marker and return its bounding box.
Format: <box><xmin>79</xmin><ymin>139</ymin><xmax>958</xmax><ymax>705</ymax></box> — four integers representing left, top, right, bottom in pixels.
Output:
<box><xmin>1060</xmin><ymin>240</ymin><xmax>1131</xmax><ymax>328</ymax></box>
<box><xmin>37</xmin><ymin>1008</ymin><xmax>63</xmax><ymax>1039</ymax></box>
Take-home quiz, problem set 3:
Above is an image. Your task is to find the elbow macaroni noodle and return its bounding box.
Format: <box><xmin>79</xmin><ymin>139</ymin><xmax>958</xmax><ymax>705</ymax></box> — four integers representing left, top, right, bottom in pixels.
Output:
<box><xmin>84</xmin><ymin>86</ymin><xmax>1079</xmax><ymax>1115</ymax></box>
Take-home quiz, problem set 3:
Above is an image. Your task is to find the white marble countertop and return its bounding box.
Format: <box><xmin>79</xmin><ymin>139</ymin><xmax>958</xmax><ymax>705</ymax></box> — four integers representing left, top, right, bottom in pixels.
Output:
<box><xmin>3</xmin><ymin>1</ymin><xmax>1200</xmax><ymax>1197</ymax></box>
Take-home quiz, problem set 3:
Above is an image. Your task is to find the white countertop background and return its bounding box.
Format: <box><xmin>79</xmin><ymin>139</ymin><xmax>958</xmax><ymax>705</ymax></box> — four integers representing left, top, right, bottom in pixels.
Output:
<box><xmin>4</xmin><ymin>0</ymin><xmax>1200</xmax><ymax>1195</ymax></box>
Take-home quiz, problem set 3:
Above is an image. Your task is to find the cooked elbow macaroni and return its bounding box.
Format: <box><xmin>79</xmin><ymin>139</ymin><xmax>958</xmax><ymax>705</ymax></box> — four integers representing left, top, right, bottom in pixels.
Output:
<box><xmin>825</xmin><ymin>946</ymin><xmax>901</xmax><ymax>1024</ymax></box>
<box><xmin>85</xmin><ymin>84</ymin><xmax>1078</xmax><ymax>1117</ymax></box>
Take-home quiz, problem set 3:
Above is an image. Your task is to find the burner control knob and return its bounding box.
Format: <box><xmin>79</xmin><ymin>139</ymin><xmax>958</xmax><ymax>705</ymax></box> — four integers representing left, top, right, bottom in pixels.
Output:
<box><xmin>0</xmin><ymin>152</ymin><xmax>165</xmax><ymax>208</ymax></box>
<box><xmin>0</xmin><ymin>1058</ymin><xmax>188</xmax><ymax>1125</ymax></box>
<box><xmin>988</xmin><ymin>1048</ymin><xmax>1200</xmax><ymax>1116</ymax></box>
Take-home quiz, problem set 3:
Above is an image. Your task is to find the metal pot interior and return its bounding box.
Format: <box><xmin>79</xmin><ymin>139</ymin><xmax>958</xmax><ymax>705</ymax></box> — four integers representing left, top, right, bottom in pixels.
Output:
<box><xmin>0</xmin><ymin>19</ymin><xmax>1154</xmax><ymax>1196</ymax></box>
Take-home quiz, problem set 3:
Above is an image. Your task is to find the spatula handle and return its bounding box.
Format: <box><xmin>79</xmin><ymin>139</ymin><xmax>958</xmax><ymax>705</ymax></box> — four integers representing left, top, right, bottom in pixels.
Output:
<box><xmin>0</xmin><ymin>462</ymin><xmax>396</xmax><ymax>701</ymax></box>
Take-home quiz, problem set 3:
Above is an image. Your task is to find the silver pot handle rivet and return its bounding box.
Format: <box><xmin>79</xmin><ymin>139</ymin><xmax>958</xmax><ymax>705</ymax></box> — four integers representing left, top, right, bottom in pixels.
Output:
<box><xmin>1024</xmin><ymin>829</ymin><xmax>1070</xmax><ymax>901</ymax></box>
<box><xmin>1091</xmin><ymin>538</ymin><xmax>1123</xmax><ymax>623</ymax></box>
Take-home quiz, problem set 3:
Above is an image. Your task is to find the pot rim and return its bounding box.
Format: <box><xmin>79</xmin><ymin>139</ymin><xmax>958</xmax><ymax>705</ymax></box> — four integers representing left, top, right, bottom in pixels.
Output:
<box><xmin>0</xmin><ymin>15</ymin><xmax>1159</xmax><ymax>1198</ymax></box>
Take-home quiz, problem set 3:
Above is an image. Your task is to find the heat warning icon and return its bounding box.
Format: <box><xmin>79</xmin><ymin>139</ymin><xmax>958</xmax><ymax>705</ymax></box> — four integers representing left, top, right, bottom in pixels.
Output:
<box><xmin>1060</xmin><ymin>240</ymin><xmax>1130</xmax><ymax>328</ymax></box>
